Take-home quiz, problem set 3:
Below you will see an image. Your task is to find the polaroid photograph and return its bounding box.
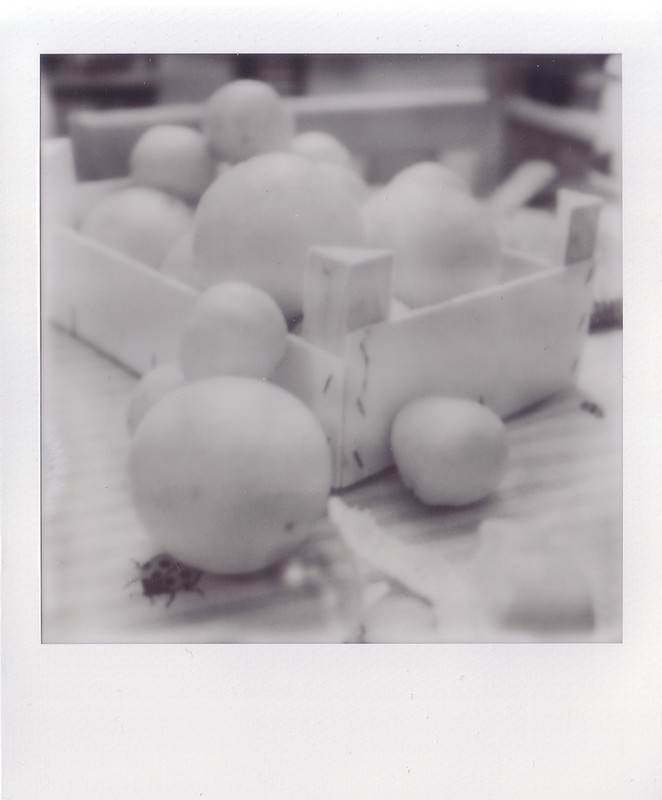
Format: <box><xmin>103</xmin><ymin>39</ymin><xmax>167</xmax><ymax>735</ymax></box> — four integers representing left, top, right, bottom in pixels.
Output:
<box><xmin>2</xmin><ymin>8</ymin><xmax>661</xmax><ymax>800</ymax></box>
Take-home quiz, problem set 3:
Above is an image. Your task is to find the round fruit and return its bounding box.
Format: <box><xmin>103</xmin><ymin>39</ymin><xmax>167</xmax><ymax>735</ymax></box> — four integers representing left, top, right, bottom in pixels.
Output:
<box><xmin>388</xmin><ymin>160</ymin><xmax>470</xmax><ymax>194</ymax></box>
<box><xmin>192</xmin><ymin>152</ymin><xmax>365</xmax><ymax>320</ymax></box>
<box><xmin>129</xmin><ymin>377</ymin><xmax>332</xmax><ymax>574</ymax></box>
<box><xmin>129</xmin><ymin>124</ymin><xmax>218</xmax><ymax>204</ymax></box>
<box><xmin>202</xmin><ymin>79</ymin><xmax>295</xmax><ymax>162</ymax></box>
<box><xmin>178</xmin><ymin>282</ymin><xmax>288</xmax><ymax>381</ymax></box>
<box><xmin>80</xmin><ymin>186</ymin><xmax>194</xmax><ymax>268</ymax></box>
<box><xmin>289</xmin><ymin>130</ymin><xmax>354</xmax><ymax>168</ymax></box>
<box><xmin>126</xmin><ymin>361</ymin><xmax>185</xmax><ymax>436</ymax></box>
<box><xmin>391</xmin><ymin>396</ymin><xmax>508</xmax><ymax>506</ymax></box>
<box><xmin>362</xmin><ymin>181</ymin><xmax>501</xmax><ymax>307</ymax></box>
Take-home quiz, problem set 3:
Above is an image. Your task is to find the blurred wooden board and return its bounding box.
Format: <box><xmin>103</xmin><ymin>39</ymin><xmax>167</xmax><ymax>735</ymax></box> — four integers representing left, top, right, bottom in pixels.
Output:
<box><xmin>41</xmin><ymin>326</ymin><xmax>622</xmax><ymax>643</ymax></box>
<box><xmin>67</xmin><ymin>87</ymin><xmax>490</xmax><ymax>183</ymax></box>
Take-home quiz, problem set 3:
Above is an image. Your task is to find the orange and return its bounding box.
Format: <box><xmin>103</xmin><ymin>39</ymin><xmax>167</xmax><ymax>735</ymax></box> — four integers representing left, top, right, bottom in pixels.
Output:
<box><xmin>391</xmin><ymin>396</ymin><xmax>508</xmax><ymax>506</ymax></box>
<box><xmin>178</xmin><ymin>282</ymin><xmax>288</xmax><ymax>381</ymax></box>
<box><xmin>192</xmin><ymin>152</ymin><xmax>365</xmax><ymax>320</ymax></box>
<box><xmin>80</xmin><ymin>186</ymin><xmax>193</xmax><ymax>268</ymax></box>
<box><xmin>202</xmin><ymin>79</ymin><xmax>295</xmax><ymax>163</ymax></box>
<box><xmin>289</xmin><ymin>130</ymin><xmax>354</xmax><ymax>168</ymax></box>
<box><xmin>129</xmin><ymin>124</ymin><xmax>217</xmax><ymax>204</ymax></box>
<box><xmin>362</xmin><ymin>180</ymin><xmax>501</xmax><ymax>307</ymax></box>
<box><xmin>129</xmin><ymin>377</ymin><xmax>332</xmax><ymax>574</ymax></box>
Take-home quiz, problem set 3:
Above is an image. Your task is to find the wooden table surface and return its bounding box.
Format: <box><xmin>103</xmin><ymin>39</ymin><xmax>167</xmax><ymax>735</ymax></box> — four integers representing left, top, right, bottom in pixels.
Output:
<box><xmin>42</xmin><ymin>324</ymin><xmax>622</xmax><ymax>644</ymax></box>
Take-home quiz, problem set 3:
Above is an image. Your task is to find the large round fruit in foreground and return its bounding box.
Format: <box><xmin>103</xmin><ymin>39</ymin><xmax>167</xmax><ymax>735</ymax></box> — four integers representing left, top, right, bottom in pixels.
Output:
<box><xmin>391</xmin><ymin>396</ymin><xmax>508</xmax><ymax>506</ymax></box>
<box><xmin>80</xmin><ymin>186</ymin><xmax>194</xmax><ymax>269</ymax></box>
<box><xmin>192</xmin><ymin>152</ymin><xmax>365</xmax><ymax>320</ymax></box>
<box><xmin>202</xmin><ymin>79</ymin><xmax>295</xmax><ymax>162</ymax></box>
<box><xmin>129</xmin><ymin>378</ymin><xmax>332</xmax><ymax>574</ymax></box>
<box><xmin>362</xmin><ymin>181</ymin><xmax>501</xmax><ymax>307</ymax></box>
<box><xmin>178</xmin><ymin>282</ymin><xmax>288</xmax><ymax>381</ymax></box>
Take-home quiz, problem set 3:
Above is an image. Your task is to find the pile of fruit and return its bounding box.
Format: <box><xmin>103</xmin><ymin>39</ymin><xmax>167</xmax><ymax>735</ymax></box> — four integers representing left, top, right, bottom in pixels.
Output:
<box><xmin>78</xmin><ymin>78</ymin><xmax>510</xmax><ymax>577</ymax></box>
<box><xmin>79</xmin><ymin>78</ymin><xmax>504</xmax><ymax>322</ymax></box>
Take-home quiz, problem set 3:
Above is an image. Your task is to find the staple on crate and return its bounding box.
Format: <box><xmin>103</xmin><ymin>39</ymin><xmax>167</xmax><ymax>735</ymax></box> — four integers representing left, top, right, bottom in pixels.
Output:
<box><xmin>301</xmin><ymin>246</ymin><xmax>394</xmax><ymax>355</ymax></box>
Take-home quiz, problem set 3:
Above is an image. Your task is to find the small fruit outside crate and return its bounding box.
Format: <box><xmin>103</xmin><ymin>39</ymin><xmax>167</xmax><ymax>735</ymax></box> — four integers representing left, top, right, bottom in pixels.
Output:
<box><xmin>41</xmin><ymin>98</ymin><xmax>602</xmax><ymax>490</ymax></box>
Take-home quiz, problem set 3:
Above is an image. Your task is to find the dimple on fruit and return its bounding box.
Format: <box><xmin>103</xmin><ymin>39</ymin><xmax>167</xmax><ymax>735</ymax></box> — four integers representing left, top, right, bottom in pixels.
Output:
<box><xmin>128</xmin><ymin>377</ymin><xmax>333</xmax><ymax>574</ymax></box>
<box><xmin>388</xmin><ymin>160</ymin><xmax>470</xmax><ymax>194</ymax></box>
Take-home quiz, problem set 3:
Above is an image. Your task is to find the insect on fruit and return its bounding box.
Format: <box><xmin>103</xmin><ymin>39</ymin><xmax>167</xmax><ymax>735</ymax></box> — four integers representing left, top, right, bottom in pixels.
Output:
<box><xmin>128</xmin><ymin>553</ymin><xmax>204</xmax><ymax>607</ymax></box>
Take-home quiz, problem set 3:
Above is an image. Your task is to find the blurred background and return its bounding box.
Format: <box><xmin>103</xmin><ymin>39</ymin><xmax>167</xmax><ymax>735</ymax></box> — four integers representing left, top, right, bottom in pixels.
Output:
<box><xmin>41</xmin><ymin>54</ymin><xmax>621</xmax><ymax>189</ymax></box>
<box><xmin>41</xmin><ymin>53</ymin><xmax>621</xmax><ymax>324</ymax></box>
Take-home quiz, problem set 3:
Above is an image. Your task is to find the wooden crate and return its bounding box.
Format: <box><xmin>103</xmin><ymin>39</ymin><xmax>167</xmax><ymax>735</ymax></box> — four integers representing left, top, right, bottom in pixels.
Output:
<box><xmin>41</xmin><ymin>109</ymin><xmax>601</xmax><ymax>489</ymax></box>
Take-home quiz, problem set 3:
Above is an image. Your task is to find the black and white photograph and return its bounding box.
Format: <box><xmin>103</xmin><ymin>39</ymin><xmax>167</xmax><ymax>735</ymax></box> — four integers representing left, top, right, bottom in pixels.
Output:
<box><xmin>40</xmin><ymin>52</ymin><xmax>623</xmax><ymax>644</ymax></box>
<box><xmin>3</xmin><ymin>10</ymin><xmax>661</xmax><ymax>800</ymax></box>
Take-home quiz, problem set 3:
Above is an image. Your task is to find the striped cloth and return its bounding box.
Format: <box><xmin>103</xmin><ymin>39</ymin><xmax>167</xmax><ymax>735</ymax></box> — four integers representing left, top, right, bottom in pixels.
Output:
<box><xmin>42</xmin><ymin>326</ymin><xmax>622</xmax><ymax>643</ymax></box>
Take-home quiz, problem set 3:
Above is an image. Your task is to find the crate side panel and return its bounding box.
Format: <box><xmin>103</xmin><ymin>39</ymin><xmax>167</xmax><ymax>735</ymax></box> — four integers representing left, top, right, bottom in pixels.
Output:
<box><xmin>339</xmin><ymin>266</ymin><xmax>594</xmax><ymax>487</ymax></box>
<box><xmin>270</xmin><ymin>337</ymin><xmax>347</xmax><ymax>488</ymax></box>
<box><xmin>490</xmin><ymin>259</ymin><xmax>595</xmax><ymax>413</ymax></box>
<box><xmin>44</xmin><ymin>226</ymin><xmax>198</xmax><ymax>376</ymax></box>
<box><xmin>339</xmin><ymin>286</ymin><xmax>506</xmax><ymax>486</ymax></box>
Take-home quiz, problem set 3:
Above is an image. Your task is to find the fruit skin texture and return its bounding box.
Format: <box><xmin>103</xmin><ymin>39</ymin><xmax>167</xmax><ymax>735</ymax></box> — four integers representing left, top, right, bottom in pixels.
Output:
<box><xmin>129</xmin><ymin>124</ymin><xmax>218</xmax><ymax>204</ymax></box>
<box><xmin>362</xmin><ymin>181</ymin><xmax>501</xmax><ymax>307</ymax></box>
<box><xmin>391</xmin><ymin>396</ymin><xmax>508</xmax><ymax>506</ymax></box>
<box><xmin>202</xmin><ymin>79</ymin><xmax>295</xmax><ymax>162</ymax></box>
<box><xmin>178</xmin><ymin>282</ymin><xmax>288</xmax><ymax>381</ymax></box>
<box><xmin>289</xmin><ymin>130</ymin><xmax>354</xmax><ymax>168</ymax></box>
<box><xmin>193</xmin><ymin>152</ymin><xmax>365</xmax><ymax>320</ymax></box>
<box><xmin>126</xmin><ymin>361</ymin><xmax>186</xmax><ymax>436</ymax></box>
<box><xmin>80</xmin><ymin>186</ymin><xmax>194</xmax><ymax>269</ymax></box>
<box><xmin>129</xmin><ymin>377</ymin><xmax>332</xmax><ymax>574</ymax></box>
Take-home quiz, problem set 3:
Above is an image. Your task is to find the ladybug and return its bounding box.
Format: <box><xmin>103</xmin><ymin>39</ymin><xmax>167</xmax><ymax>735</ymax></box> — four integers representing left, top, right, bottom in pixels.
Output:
<box><xmin>129</xmin><ymin>553</ymin><xmax>204</xmax><ymax>607</ymax></box>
